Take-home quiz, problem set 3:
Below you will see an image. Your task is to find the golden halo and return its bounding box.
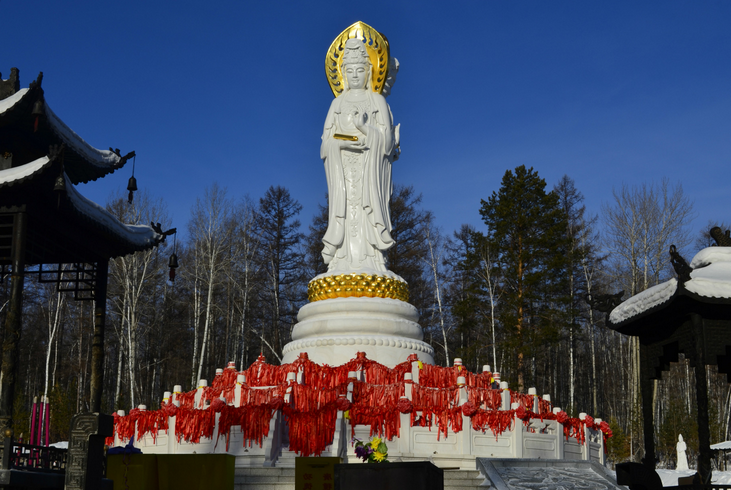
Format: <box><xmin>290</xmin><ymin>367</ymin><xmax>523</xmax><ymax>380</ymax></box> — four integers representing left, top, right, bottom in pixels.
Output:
<box><xmin>325</xmin><ymin>21</ymin><xmax>390</xmax><ymax>97</ymax></box>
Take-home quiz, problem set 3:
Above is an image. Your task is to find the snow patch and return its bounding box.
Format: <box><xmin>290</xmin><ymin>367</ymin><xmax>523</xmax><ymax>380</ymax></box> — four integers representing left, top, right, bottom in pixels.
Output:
<box><xmin>0</xmin><ymin>156</ymin><xmax>50</xmax><ymax>185</ymax></box>
<box><xmin>44</xmin><ymin>103</ymin><xmax>121</xmax><ymax>168</ymax></box>
<box><xmin>690</xmin><ymin>247</ymin><xmax>731</xmax><ymax>269</ymax></box>
<box><xmin>0</xmin><ymin>88</ymin><xmax>28</xmax><ymax>114</ymax></box>
<box><xmin>65</xmin><ymin>174</ymin><xmax>160</xmax><ymax>247</ymax></box>
<box><xmin>686</xmin><ymin>262</ymin><xmax>731</xmax><ymax>299</ymax></box>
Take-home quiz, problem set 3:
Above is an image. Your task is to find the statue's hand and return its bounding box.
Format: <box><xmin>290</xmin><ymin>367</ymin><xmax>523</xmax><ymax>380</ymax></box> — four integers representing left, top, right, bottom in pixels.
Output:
<box><xmin>337</xmin><ymin>138</ymin><xmax>365</xmax><ymax>151</ymax></box>
<box><xmin>353</xmin><ymin>111</ymin><xmax>369</xmax><ymax>135</ymax></box>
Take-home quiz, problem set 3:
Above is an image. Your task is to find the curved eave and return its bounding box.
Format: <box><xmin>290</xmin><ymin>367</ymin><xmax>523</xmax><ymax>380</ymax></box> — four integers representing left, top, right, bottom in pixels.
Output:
<box><xmin>0</xmin><ymin>88</ymin><xmax>28</xmax><ymax>115</ymax></box>
<box><xmin>64</xmin><ymin>174</ymin><xmax>163</xmax><ymax>256</ymax></box>
<box><xmin>0</xmin><ymin>155</ymin><xmax>54</xmax><ymax>188</ymax></box>
<box><xmin>0</xmin><ymin>83</ymin><xmax>129</xmax><ymax>184</ymax></box>
<box><xmin>44</xmin><ymin>103</ymin><xmax>125</xmax><ymax>183</ymax></box>
<box><xmin>608</xmin><ymin>281</ymin><xmax>731</xmax><ymax>337</ymax></box>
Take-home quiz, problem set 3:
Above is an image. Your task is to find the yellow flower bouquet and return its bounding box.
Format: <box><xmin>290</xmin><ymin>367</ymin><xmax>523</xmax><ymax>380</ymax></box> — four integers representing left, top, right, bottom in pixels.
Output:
<box><xmin>353</xmin><ymin>436</ymin><xmax>389</xmax><ymax>463</ymax></box>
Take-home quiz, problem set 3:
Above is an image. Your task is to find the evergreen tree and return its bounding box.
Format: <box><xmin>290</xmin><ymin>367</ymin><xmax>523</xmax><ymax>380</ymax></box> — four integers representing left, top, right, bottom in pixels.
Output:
<box><xmin>386</xmin><ymin>185</ymin><xmax>431</xmax><ymax>322</ymax></box>
<box><xmin>304</xmin><ymin>195</ymin><xmax>329</xmax><ymax>279</ymax></box>
<box><xmin>479</xmin><ymin>165</ymin><xmax>569</xmax><ymax>390</ymax></box>
<box><xmin>255</xmin><ymin>186</ymin><xmax>305</xmax><ymax>360</ymax></box>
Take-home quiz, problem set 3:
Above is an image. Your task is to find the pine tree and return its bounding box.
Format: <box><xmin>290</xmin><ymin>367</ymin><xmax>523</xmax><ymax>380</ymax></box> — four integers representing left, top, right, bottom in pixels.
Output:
<box><xmin>479</xmin><ymin>165</ymin><xmax>569</xmax><ymax>390</ymax></box>
<box><xmin>255</xmin><ymin>186</ymin><xmax>304</xmax><ymax>360</ymax></box>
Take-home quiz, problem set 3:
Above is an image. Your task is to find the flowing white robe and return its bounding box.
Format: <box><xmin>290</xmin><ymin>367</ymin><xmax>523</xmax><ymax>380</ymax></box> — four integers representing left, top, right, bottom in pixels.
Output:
<box><xmin>320</xmin><ymin>89</ymin><xmax>397</xmax><ymax>272</ymax></box>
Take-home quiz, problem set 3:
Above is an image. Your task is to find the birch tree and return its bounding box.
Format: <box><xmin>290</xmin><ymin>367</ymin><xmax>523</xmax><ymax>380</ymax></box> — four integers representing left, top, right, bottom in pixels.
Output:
<box><xmin>229</xmin><ymin>197</ymin><xmax>260</xmax><ymax>368</ymax></box>
<box><xmin>422</xmin><ymin>214</ymin><xmax>451</xmax><ymax>365</ymax></box>
<box><xmin>188</xmin><ymin>183</ymin><xmax>234</xmax><ymax>385</ymax></box>
<box><xmin>107</xmin><ymin>191</ymin><xmax>169</xmax><ymax>408</ymax></box>
<box><xmin>603</xmin><ymin>179</ymin><xmax>694</xmax><ymax>295</ymax></box>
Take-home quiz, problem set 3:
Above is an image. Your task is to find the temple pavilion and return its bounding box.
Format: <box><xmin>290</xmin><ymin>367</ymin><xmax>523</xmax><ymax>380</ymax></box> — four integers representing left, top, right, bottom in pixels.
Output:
<box><xmin>0</xmin><ymin>67</ymin><xmax>170</xmax><ymax>431</ymax></box>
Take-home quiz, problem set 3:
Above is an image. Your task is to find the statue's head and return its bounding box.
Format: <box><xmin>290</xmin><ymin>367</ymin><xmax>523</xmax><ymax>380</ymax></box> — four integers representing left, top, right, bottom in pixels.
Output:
<box><xmin>342</xmin><ymin>39</ymin><xmax>371</xmax><ymax>91</ymax></box>
<box><xmin>679</xmin><ymin>434</ymin><xmax>683</xmax><ymax>442</ymax></box>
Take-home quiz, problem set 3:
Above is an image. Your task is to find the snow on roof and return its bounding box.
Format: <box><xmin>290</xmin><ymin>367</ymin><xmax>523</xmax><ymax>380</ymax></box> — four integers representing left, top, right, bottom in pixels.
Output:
<box><xmin>712</xmin><ymin>441</ymin><xmax>731</xmax><ymax>451</ymax></box>
<box><xmin>610</xmin><ymin>247</ymin><xmax>731</xmax><ymax>324</ymax></box>
<box><xmin>690</xmin><ymin>247</ymin><xmax>731</xmax><ymax>269</ymax></box>
<box><xmin>685</xmin><ymin>259</ymin><xmax>731</xmax><ymax>299</ymax></box>
<box><xmin>609</xmin><ymin>279</ymin><xmax>678</xmax><ymax>325</ymax></box>
<box><xmin>0</xmin><ymin>88</ymin><xmax>28</xmax><ymax>114</ymax></box>
<box><xmin>0</xmin><ymin>155</ymin><xmax>51</xmax><ymax>186</ymax></box>
<box><xmin>65</xmin><ymin>174</ymin><xmax>161</xmax><ymax>248</ymax></box>
<box><xmin>44</xmin><ymin>103</ymin><xmax>121</xmax><ymax>169</ymax></box>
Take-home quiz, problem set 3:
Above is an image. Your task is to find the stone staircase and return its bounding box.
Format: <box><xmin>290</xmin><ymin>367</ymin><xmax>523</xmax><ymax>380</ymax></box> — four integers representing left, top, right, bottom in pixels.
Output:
<box><xmin>236</xmin><ymin>467</ymin><xmax>294</xmax><ymax>490</ymax></box>
<box><xmin>235</xmin><ymin>467</ymin><xmax>488</xmax><ymax>490</ymax></box>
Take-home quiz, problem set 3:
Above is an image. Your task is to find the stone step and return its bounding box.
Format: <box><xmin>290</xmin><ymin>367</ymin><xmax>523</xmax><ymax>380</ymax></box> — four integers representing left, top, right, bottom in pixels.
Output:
<box><xmin>236</xmin><ymin>485</ymin><xmax>293</xmax><ymax>490</ymax></box>
<box><xmin>444</xmin><ymin>469</ymin><xmax>481</xmax><ymax>479</ymax></box>
<box><xmin>234</xmin><ymin>467</ymin><xmax>486</xmax><ymax>490</ymax></box>
<box><xmin>443</xmin><ymin>469</ymin><xmax>486</xmax><ymax>489</ymax></box>
<box><xmin>236</xmin><ymin>467</ymin><xmax>295</xmax><ymax>490</ymax></box>
<box><xmin>235</xmin><ymin>467</ymin><xmax>295</xmax><ymax>477</ymax></box>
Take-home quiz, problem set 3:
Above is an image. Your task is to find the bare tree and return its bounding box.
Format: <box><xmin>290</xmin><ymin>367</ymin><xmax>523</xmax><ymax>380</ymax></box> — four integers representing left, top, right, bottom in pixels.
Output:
<box><xmin>422</xmin><ymin>214</ymin><xmax>451</xmax><ymax>365</ymax></box>
<box><xmin>603</xmin><ymin>179</ymin><xmax>694</xmax><ymax>295</ymax></box>
<box><xmin>602</xmin><ymin>178</ymin><xmax>694</xmax><ymax>460</ymax></box>
<box><xmin>696</xmin><ymin>220</ymin><xmax>731</xmax><ymax>249</ymax></box>
<box><xmin>107</xmin><ymin>191</ymin><xmax>170</xmax><ymax>408</ymax></box>
<box><xmin>229</xmin><ymin>196</ymin><xmax>260</xmax><ymax>368</ymax></box>
<box><xmin>473</xmin><ymin>232</ymin><xmax>502</xmax><ymax>373</ymax></box>
<box><xmin>187</xmin><ymin>183</ymin><xmax>234</xmax><ymax>385</ymax></box>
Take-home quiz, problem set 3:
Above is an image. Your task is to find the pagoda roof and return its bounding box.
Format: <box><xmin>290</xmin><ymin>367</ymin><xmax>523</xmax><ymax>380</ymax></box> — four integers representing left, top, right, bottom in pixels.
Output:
<box><xmin>0</xmin><ymin>75</ymin><xmax>130</xmax><ymax>184</ymax></box>
<box><xmin>0</xmin><ymin>151</ymin><xmax>163</xmax><ymax>264</ymax></box>
<box><xmin>608</xmin><ymin>247</ymin><xmax>731</xmax><ymax>335</ymax></box>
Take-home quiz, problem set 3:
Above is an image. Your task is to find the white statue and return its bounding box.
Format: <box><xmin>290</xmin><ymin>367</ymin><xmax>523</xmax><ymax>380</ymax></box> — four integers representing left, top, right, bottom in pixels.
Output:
<box><xmin>320</xmin><ymin>36</ymin><xmax>400</xmax><ymax>273</ymax></box>
<box><xmin>676</xmin><ymin>434</ymin><xmax>689</xmax><ymax>470</ymax></box>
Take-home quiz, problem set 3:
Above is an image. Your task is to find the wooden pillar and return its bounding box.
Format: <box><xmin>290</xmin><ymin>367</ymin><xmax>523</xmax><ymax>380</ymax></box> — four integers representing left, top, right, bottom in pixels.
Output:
<box><xmin>691</xmin><ymin>313</ymin><xmax>712</xmax><ymax>484</ymax></box>
<box><xmin>639</xmin><ymin>342</ymin><xmax>656</xmax><ymax>469</ymax></box>
<box><xmin>90</xmin><ymin>259</ymin><xmax>108</xmax><ymax>413</ymax></box>
<box><xmin>0</xmin><ymin>212</ymin><xmax>27</xmax><ymax>421</ymax></box>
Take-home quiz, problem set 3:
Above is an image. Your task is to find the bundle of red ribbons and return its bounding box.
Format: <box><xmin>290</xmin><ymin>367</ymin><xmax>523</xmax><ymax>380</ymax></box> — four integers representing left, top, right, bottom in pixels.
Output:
<box><xmin>110</xmin><ymin>352</ymin><xmax>611</xmax><ymax>456</ymax></box>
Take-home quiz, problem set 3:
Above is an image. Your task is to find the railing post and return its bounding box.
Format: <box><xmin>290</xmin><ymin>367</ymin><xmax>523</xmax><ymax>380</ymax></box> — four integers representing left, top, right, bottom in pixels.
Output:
<box><xmin>500</xmin><ymin>382</ymin><xmax>510</xmax><ymax>411</ymax></box>
<box><xmin>194</xmin><ymin>379</ymin><xmax>207</xmax><ymax>409</ymax></box>
<box><xmin>511</xmin><ymin>402</ymin><xmax>523</xmax><ymax>459</ymax></box>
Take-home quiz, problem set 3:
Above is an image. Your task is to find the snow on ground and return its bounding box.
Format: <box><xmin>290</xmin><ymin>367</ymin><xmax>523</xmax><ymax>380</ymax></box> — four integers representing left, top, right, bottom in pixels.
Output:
<box><xmin>656</xmin><ymin>469</ymin><xmax>731</xmax><ymax>486</ymax></box>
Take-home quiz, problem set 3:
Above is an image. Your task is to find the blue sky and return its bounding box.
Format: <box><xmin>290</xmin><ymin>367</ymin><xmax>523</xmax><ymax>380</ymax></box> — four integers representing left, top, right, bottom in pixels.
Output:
<box><xmin>5</xmin><ymin>1</ymin><xmax>730</xmax><ymax>248</ymax></box>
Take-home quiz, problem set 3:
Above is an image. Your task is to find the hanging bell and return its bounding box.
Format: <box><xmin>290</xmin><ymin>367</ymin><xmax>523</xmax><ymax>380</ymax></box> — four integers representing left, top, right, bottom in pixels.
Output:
<box><xmin>168</xmin><ymin>252</ymin><xmax>179</xmax><ymax>281</ymax></box>
<box><xmin>127</xmin><ymin>175</ymin><xmax>138</xmax><ymax>204</ymax></box>
<box><xmin>32</xmin><ymin>99</ymin><xmax>44</xmax><ymax>116</ymax></box>
<box><xmin>53</xmin><ymin>174</ymin><xmax>66</xmax><ymax>193</ymax></box>
<box><xmin>32</xmin><ymin>98</ymin><xmax>44</xmax><ymax>132</ymax></box>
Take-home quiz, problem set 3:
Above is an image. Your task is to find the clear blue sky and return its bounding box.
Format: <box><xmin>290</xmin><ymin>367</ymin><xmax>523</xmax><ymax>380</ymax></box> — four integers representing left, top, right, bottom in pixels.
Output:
<box><xmin>5</xmin><ymin>1</ymin><xmax>730</xmax><ymax>248</ymax></box>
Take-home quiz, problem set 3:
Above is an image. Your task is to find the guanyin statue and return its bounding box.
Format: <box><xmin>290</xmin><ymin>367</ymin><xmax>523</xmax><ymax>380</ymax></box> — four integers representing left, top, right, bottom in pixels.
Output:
<box><xmin>320</xmin><ymin>26</ymin><xmax>400</xmax><ymax>273</ymax></box>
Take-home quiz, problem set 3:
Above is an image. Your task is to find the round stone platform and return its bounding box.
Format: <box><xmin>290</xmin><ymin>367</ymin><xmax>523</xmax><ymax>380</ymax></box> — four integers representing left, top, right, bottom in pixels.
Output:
<box><xmin>281</xmin><ymin>297</ymin><xmax>435</xmax><ymax>367</ymax></box>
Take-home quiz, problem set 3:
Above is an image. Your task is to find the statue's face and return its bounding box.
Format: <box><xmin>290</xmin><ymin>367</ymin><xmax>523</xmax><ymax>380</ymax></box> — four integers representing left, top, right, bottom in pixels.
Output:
<box><xmin>344</xmin><ymin>63</ymin><xmax>368</xmax><ymax>90</ymax></box>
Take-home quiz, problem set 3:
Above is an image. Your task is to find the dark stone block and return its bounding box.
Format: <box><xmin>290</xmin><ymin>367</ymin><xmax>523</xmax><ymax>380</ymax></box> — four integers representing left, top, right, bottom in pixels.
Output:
<box><xmin>616</xmin><ymin>462</ymin><xmax>663</xmax><ymax>490</ymax></box>
<box><xmin>335</xmin><ymin>461</ymin><xmax>443</xmax><ymax>490</ymax></box>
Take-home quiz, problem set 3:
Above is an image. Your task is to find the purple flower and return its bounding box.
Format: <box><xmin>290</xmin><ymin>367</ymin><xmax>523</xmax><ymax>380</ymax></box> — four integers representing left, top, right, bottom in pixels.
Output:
<box><xmin>354</xmin><ymin>445</ymin><xmax>370</xmax><ymax>461</ymax></box>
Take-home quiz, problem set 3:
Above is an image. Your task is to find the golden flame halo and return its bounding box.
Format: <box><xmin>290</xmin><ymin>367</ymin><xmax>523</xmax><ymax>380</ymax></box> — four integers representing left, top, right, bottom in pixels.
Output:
<box><xmin>325</xmin><ymin>21</ymin><xmax>390</xmax><ymax>97</ymax></box>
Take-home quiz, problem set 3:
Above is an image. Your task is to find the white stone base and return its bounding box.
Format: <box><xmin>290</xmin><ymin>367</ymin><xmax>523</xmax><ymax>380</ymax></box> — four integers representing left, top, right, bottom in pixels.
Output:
<box><xmin>281</xmin><ymin>297</ymin><xmax>435</xmax><ymax>366</ymax></box>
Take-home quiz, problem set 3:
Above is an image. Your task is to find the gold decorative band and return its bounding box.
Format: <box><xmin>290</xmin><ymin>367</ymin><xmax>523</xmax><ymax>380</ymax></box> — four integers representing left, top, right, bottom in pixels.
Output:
<box><xmin>308</xmin><ymin>274</ymin><xmax>409</xmax><ymax>303</ymax></box>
